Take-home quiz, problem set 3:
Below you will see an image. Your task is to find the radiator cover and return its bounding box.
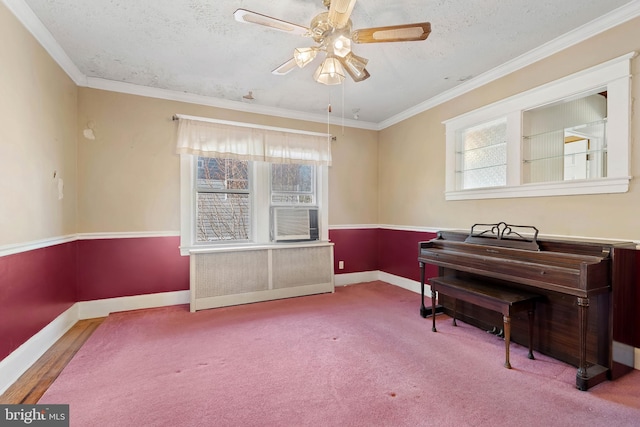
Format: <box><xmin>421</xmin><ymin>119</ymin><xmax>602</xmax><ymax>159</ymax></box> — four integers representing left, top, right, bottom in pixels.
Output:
<box><xmin>189</xmin><ymin>243</ymin><xmax>334</xmax><ymax>311</ymax></box>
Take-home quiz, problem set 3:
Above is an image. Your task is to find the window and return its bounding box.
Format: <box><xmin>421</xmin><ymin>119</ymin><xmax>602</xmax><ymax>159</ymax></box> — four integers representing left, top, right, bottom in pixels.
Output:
<box><xmin>177</xmin><ymin>117</ymin><xmax>330</xmax><ymax>255</ymax></box>
<box><xmin>522</xmin><ymin>91</ymin><xmax>607</xmax><ymax>184</ymax></box>
<box><xmin>181</xmin><ymin>156</ymin><xmax>327</xmax><ymax>255</ymax></box>
<box><xmin>444</xmin><ymin>52</ymin><xmax>633</xmax><ymax>200</ymax></box>
<box><xmin>456</xmin><ymin>118</ymin><xmax>507</xmax><ymax>190</ymax></box>
<box><xmin>196</xmin><ymin>158</ymin><xmax>250</xmax><ymax>242</ymax></box>
<box><xmin>271</xmin><ymin>163</ymin><xmax>316</xmax><ymax>205</ymax></box>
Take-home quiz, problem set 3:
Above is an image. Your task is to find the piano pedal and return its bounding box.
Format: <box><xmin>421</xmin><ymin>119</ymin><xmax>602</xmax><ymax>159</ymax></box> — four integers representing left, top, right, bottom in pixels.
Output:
<box><xmin>487</xmin><ymin>326</ymin><xmax>498</xmax><ymax>335</ymax></box>
<box><xmin>497</xmin><ymin>328</ymin><xmax>505</xmax><ymax>338</ymax></box>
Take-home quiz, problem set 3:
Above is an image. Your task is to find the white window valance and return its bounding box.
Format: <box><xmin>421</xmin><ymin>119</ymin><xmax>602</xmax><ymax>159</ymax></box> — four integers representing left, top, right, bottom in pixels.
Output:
<box><xmin>175</xmin><ymin>114</ymin><xmax>332</xmax><ymax>166</ymax></box>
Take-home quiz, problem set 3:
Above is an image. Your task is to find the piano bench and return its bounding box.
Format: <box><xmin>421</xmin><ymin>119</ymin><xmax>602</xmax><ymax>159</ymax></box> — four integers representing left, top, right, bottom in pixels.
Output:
<box><xmin>428</xmin><ymin>276</ymin><xmax>542</xmax><ymax>369</ymax></box>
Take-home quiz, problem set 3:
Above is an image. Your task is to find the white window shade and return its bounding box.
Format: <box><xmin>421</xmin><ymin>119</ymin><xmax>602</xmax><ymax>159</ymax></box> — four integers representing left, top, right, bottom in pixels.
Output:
<box><xmin>175</xmin><ymin>115</ymin><xmax>332</xmax><ymax>166</ymax></box>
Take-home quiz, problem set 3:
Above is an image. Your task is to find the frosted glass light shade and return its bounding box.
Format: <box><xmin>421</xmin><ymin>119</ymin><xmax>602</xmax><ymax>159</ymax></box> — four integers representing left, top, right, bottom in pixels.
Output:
<box><xmin>333</xmin><ymin>35</ymin><xmax>351</xmax><ymax>57</ymax></box>
<box><xmin>313</xmin><ymin>56</ymin><xmax>346</xmax><ymax>85</ymax></box>
<box><xmin>340</xmin><ymin>52</ymin><xmax>370</xmax><ymax>82</ymax></box>
<box><xmin>293</xmin><ymin>47</ymin><xmax>317</xmax><ymax>68</ymax></box>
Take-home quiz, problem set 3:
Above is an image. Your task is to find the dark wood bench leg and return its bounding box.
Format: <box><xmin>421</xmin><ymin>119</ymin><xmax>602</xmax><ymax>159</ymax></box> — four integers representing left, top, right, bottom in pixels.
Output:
<box><xmin>452</xmin><ymin>298</ymin><xmax>457</xmax><ymax>327</ymax></box>
<box><xmin>503</xmin><ymin>315</ymin><xmax>512</xmax><ymax>369</ymax></box>
<box><xmin>431</xmin><ymin>289</ymin><xmax>437</xmax><ymax>332</ymax></box>
<box><xmin>527</xmin><ymin>306</ymin><xmax>535</xmax><ymax>360</ymax></box>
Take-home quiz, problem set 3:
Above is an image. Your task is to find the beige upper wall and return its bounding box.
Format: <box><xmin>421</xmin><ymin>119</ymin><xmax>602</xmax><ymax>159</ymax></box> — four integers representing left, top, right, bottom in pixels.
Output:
<box><xmin>379</xmin><ymin>16</ymin><xmax>640</xmax><ymax>242</ymax></box>
<box><xmin>9</xmin><ymin>1</ymin><xmax>640</xmax><ymax>242</ymax></box>
<box><xmin>77</xmin><ymin>88</ymin><xmax>378</xmax><ymax>233</ymax></box>
<box><xmin>0</xmin><ymin>4</ymin><xmax>77</xmax><ymax>246</ymax></box>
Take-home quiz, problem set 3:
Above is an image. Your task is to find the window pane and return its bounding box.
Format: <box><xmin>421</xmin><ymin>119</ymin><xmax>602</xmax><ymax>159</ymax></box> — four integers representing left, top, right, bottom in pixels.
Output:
<box><xmin>196</xmin><ymin>193</ymin><xmax>250</xmax><ymax>241</ymax></box>
<box><xmin>522</xmin><ymin>90</ymin><xmax>607</xmax><ymax>184</ymax></box>
<box><xmin>197</xmin><ymin>158</ymin><xmax>248</xmax><ymax>191</ymax></box>
<box><xmin>271</xmin><ymin>164</ymin><xmax>315</xmax><ymax>205</ymax></box>
<box><xmin>457</xmin><ymin>118</ymin><xmax>507</xmax><ymax>189</ymax></box>
<box><xmin>461</xmin><ymin>165</ymin><xmax>507</xmax><ymax>190</ymax></box>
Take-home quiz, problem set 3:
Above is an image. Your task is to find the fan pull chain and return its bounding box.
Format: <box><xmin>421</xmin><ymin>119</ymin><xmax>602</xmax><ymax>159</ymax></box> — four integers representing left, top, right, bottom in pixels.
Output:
<box><xmin>327</xmin><ymin>103</ymin><xmax>331</xmax><ymax>140</ymax></box>
<box><xmin>342</xmin><ymin>82</ymin><xmax>345</xmax><ymax>135</ymax></box>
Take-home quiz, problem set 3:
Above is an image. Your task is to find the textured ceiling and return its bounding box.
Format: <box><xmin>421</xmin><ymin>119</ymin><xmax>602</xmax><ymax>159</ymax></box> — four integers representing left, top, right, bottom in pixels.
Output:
<box><xmin>15</xmin><ymin>0</ymin><xmax>638</xmax><ymax>126</ymax></box>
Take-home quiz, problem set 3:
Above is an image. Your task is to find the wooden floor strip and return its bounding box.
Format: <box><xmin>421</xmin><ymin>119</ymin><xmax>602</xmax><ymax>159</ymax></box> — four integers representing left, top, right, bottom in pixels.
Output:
<box><xmin>0</xmin><ymin>317</ymin><xmax>105</xmax><ymax>404</ymax></box>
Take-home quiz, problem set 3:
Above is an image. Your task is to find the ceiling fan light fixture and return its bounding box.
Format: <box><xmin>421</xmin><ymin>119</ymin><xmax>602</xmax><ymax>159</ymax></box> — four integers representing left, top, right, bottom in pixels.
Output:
<box><xmin>313</xmin><ymin>55</ymin><xmax>346</xmax><ymax>85</ymax></box>
<box><xmin>337</xmin><ymin>53</ymin><xmax>370</xmax><ymax>82</ymax></box>
<box><xmin>294</xmin><ymin>47</ymin><xmax>318</xmax><ymax>68</ymax></box>
<box><xmin>332</xmin><ymin>35</ymin><xmax>351</xmax><ymax>57</ymax></box>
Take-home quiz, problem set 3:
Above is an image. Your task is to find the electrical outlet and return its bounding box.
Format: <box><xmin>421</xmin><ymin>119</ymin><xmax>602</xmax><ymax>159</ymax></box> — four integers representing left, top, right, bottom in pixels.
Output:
<box><xmin>338</xmin><ymin>261</ymin><xmax>344</xmax><ymax>270</ymax></box>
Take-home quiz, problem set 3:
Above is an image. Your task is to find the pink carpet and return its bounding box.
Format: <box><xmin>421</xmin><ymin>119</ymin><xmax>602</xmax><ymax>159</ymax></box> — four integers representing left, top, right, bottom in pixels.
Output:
<box><xmin>39</xmin><ymin>281</ymin><xmax>640</xmax><ymax>426</ymax></box>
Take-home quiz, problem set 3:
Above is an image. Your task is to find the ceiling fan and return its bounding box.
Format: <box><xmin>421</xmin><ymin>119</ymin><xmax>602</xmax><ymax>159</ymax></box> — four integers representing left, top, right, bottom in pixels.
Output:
<box><xmin>233</xmin><ymin>0</ymin><xmax>431</xmax><ymax>85</ymax></box>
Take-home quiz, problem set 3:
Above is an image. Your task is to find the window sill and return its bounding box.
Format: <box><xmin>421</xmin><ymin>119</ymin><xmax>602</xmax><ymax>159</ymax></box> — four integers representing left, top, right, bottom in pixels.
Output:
<box><xmin>445</xmin><ymin>176</ymin><xmax>631</xmax><ymax>201</ymax></box>
<box><xmin>180</xmin><ymin>240</ymin><xmax>333</xmax><ymax>256</ymax></box>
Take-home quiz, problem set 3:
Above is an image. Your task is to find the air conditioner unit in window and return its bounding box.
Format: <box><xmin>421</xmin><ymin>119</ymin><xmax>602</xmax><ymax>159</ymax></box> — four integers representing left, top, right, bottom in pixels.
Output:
<box><xmin>272</xmin><ymin>207</ymin><xmax>319</xmax><ymax>242</ymax></box>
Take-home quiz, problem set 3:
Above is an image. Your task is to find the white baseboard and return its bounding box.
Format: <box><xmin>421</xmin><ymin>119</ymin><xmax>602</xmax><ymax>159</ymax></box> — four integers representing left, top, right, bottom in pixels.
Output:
<box><xmin>377</xmin><ymin>271</ymin><xmax>431</xmax><ymax>296</ymax></box>
<box><xmin>334</xmin><ymin>270</ymin><xmax>432</xmax><ymax>297</ymax></box>
<box><xmin>0</xmin><ymin>304</ymin><xmax>78</xmax><ymax>395</ymax></box>
<box><xmin>334</xmin><ymin>271</ymin><xmax>379</xmax><ymax>286</ymax></box>
<box><xmin>77</xmin><ymin>290</ymin><xmax>190</xmax><ymax>319</ymax></box>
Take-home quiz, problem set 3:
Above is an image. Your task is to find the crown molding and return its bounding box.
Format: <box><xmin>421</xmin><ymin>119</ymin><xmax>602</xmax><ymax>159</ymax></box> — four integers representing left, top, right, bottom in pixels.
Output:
<box><xmin>5</xmin><ymin>0</ymin><xmax>640</xmax><ymax>131</ymax></box>
<box><xmin>2</xmin><ymin>0</ymin><xmax>86</xmax><ymax>85</ymax></box>
<box><xmin>378</xmin><ymin>0</ymin><xmax>640</xmax><ymax>130</ymax></box>
<box><xmin>86</xmin><ymin>77</ymin><xmax>379</xmax><ymax>131</ymax></box>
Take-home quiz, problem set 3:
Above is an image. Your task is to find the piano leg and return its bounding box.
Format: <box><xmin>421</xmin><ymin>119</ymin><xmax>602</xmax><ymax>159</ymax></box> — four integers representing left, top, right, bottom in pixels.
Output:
<box><xmin>574</xmin><ymin>296</ymin><xmax>610</xmax><ymax>390</ymax></box>
<box><xmin>452</xmin><ymin>299</ymin><xmax>457</xmax><ymax>327</ymax></box>
<box><xmin>419</xmin><ymin>262</ymin><xmax>428</xmax><ymax>318</ymax></box>
<box><xmin>527</xmin><ymin>306</ymin><xmax>535</xmax><ymax>360</ymax></box>
<box><xmin>431</xmin><ymin>290</ymin><xmax>437</xmax><ymax>332</ymax></box>
<box><xmin>419</xmin><ymin>261</ymin><xmax>444</xmax><ymax>319</ymax></box>
<box><xmin>577</xmin><ymin>297</ymin><xmax>589</xmax><ymax>389</ymax></box>
<box><xmin>503</xmin><ymin>315</ymin><xmax>512</xmax><ymax>369</ymax></box>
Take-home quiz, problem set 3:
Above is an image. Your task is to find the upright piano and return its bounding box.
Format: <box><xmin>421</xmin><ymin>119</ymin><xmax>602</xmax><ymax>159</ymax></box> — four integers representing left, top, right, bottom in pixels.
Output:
<box><xmin>418</xmin><ymin>222</ymin><xmax>637</xmax><ymax>390</ymax></box>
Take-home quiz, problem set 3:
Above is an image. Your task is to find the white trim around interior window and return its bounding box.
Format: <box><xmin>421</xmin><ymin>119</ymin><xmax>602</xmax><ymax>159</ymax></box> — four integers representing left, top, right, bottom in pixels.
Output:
<box><xmin>443</xmin><ymin>51</ymin><xmax>635</xmax><ymax>201</ymax></box>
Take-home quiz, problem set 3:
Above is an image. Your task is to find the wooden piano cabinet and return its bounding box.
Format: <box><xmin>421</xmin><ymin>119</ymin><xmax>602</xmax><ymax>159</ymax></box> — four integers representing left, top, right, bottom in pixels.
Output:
<box><xmin>418</xmin><ymin>229</ymin><xmax>637</xmax><ymax>391</ymax></box>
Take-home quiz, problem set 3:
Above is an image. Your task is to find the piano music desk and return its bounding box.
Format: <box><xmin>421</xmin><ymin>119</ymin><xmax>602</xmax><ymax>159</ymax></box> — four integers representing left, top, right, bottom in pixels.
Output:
<box><xmin>429</xmin><ymin>276</ymin><xmax>542</xmax><ymax>369</ymax></box>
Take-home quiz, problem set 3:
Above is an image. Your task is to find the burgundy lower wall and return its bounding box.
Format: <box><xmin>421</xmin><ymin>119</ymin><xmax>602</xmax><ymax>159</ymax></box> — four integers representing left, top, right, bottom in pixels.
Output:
<box><xmin>637</xmin><ymin>251</ymin><xmax>640</xmax><ymax>347</ymax></box>
<box><xmin>76</xmin><ymin>236</ymin><xmax>189</xmax><ymax>301</ymax></box>
<box><xmin>0</xmin><ymin>236</ymin><xmax>189</xmax><ymax>361</ymax></box>
<box><xmin>328</xmin><ymin>228</ymin><xmax>378</xmax><ymax>273</ymax></box>
<box><xmin>329</xmin><ymin>228</ymin><xmax>438</xmax><ymax>282</ymax></box>
<box><xmin>0</xmin><ymin>243</ymin><xmax>77</xmax><ymax>360</ymax></box>
<box><xmin>377</xmin><ymin>229</ymin><xmax>438</xmax><ymax>282</ymax></box>
<box><xmin>2</xmin><ymin>229</ymin><xmax>638</xmax><ymax>362</ymax></box>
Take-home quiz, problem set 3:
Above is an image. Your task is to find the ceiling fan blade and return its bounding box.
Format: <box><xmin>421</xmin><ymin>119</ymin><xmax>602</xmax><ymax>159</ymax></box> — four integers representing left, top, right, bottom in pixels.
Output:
<box><xmin>234</xmin><ymin>9</ymin><xmax>309</xmax><ymax>36</ymax></box>
<box><xmin>327</xmin><ymin>0</ymin><xmax>357</xmax><ymax>29</ymax></box>
<box><xmin>352</xmin><ymin>22</ymin><xmax>431</xmax><ymax>43</ymax></box>
<box><xmin>272</xmin><ymin>58</ymin><xmax>298</xmax><ymax>76</ymax></box>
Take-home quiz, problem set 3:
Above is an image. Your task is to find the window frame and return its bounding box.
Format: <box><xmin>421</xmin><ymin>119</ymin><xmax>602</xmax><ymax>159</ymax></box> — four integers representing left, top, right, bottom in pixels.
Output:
<box><xmin>180</xmin><ymin>155</ymin><xmax>328</xmax><ymax>256</ymax></box>
<box><xmin>443</xmin><ymin>52</ymin><xmax>634</xmax><ymax>201</ymax></box>
<box><xmin>270</xmin><ymin>163</ymin><xmax>317</xmax><ymax>206</ymax></box>
<box><xmin>195</xmin><ymin>157</ymin><xmax>252</xmax><ymax>243</ymax></box>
